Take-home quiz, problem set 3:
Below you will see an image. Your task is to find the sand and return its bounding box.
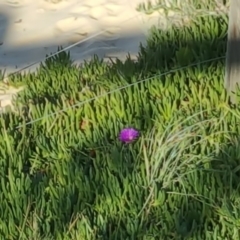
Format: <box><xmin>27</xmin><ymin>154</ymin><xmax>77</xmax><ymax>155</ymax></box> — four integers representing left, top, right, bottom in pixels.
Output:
<box><xmin>0</xmin><ymin>0</ymin><xmax>175</xmax><ymax>110</ymax></box>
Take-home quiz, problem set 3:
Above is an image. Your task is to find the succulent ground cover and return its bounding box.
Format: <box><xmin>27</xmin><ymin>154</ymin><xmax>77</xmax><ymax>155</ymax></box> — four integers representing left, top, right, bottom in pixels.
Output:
<box><xmin>137</xmin><ymin>0</ymin><xmax>228</xmax><ymax>18</ymax></box>
<box><xmin>1</xmin><ymin>13</ymin><xmax>240</xmax><ymax>239</ymax></box>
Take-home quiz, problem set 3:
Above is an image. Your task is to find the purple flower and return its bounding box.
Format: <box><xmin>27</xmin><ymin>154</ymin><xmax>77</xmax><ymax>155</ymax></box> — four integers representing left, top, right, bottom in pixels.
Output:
<box><xmin>119</xmin><ymin>128</ymin><xmax>139</xmax><ymax>143</ymax></box>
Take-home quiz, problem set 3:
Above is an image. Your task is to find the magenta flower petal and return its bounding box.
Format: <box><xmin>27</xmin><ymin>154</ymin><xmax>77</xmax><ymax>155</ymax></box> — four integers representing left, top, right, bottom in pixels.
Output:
<box><xmin>119</xmin><ymin>128</ymin><xmax>139</xmax><ymax>143</ymax></box>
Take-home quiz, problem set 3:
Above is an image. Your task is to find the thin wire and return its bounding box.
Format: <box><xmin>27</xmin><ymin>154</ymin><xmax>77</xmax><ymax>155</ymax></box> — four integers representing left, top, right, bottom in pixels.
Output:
<box><xmin>0</xmin><ymin>7</ymin><xmax>226</xmax><ymax>128</ymax></box>
<box><xmin>16</xmin><ymin>55</ymin><xmax>225</xmax><ymax>129</ymax></box>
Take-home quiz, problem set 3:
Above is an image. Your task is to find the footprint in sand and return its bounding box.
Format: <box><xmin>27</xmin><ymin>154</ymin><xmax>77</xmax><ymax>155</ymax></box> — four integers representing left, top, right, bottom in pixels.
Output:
<box><xmin>38</xmin><ymin>0</ymin><xmax>75</xmax><ymax>11</ymax></box>
<box><xmin>4</xmin><ymin>0</ymin><xmax>31</xmax><ymax>7</ymax></box>
<box><xmin>55</xmin><ymin>17</ymin><xmax>99</xmax><ymax>37</ymax></box>
<box><xmin>54</xmin><ymin>0</ymin><xmax>140</xmax><ymax>41</ymax></box>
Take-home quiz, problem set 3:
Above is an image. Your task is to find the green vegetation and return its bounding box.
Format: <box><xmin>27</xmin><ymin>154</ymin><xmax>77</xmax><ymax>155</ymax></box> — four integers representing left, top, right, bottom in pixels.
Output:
<box><xmin>136</xmin><ymin>0</ymin><xmax>228</xmax><ymax>16</ymax></box>
<box><xmin>1</xmin><ymin>13</ymin><xmax>240</xmax><ymax>239</ymax></box>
